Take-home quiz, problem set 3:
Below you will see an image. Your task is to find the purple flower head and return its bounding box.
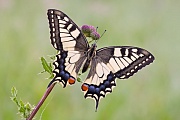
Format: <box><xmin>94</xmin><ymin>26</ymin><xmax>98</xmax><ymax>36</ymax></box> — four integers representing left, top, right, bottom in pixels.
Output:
<box><xmin>89</xmin><ymin>25</ymin><xmax>96</xmax><ymax>32</ymax></box>
<box><xmin>81</xmin><ymin>25</ymin><xmax>97</xmax><ymax>37</ymax></box>
<box><xmin>90</xmin><ymin>31</ymin><xmax>100</xmax><ymax>40</ymax></box>
<box><xmin>81</xmin><ymin>25</ymin><xmax>91</xmax><ymax>37</ymax></box>
<box><xmin>81</xmin><ymin>25</ymin><xmax>89</xmax><ymax>32</ymax></box>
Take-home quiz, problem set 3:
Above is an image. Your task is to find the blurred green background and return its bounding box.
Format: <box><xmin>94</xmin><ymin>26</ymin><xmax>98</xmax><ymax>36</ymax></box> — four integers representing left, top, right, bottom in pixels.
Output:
<box><xmin>1</xmin><ymin>0</ymin><xmax>180</xmax><ymax>119</ymax></box>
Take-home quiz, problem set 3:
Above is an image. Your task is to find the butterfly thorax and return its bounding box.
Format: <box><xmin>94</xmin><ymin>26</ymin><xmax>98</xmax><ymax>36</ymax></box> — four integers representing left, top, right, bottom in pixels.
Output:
<box><xmin>82</xmin><ymin>43</ymin><xmax>97</xmax><ymax>73</ymax></box>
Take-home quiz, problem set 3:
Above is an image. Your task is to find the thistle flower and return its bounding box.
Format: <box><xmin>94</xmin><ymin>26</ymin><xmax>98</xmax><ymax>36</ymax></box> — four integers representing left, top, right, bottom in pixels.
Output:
<box><xmin>81</xmin><ymin>25</ymin><xmax>96</xmax><ymax>37</ymax></box>
<box><xmin>90</xmin><ymin>31</ymin><xmax>100</xmax><ymax>40</ymax></box>
<box><xmin>89</xmin><ymin>25</ymin><xmax>96</xmax><ymax>32</ymax></box>
<box><xmin>81</xmin><ymin>25</ymin><xmax>91</xmax><ymax>37</ymax></box>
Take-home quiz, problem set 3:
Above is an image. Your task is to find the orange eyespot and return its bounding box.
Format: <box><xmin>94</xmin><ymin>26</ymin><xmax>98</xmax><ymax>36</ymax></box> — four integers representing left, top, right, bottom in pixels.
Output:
<box><xmin>68</xmin><ymin>77</ymin><xmax>76</xmax><ymax>85</ymax></box>
<box><xmin>81</xmin><ymin>84</ymin><xmax>88</xmax><ymax>91</ymax></box>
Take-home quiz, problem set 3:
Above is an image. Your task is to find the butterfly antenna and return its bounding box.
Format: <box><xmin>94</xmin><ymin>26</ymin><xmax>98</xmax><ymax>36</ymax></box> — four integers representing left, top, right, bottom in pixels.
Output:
<box><xmin>95</xmin><ymin>29</ymin><xmax>107</xmax><ymax>44</ymax></box>
<box><xmin>100</xmin><ymin>30</ymin><xmax>107</xmax><ymax>39</ymax></box>
<box><xmin>96</xmin><ymin>26</ymin><xmax>98</xmax><ymax>31</ymax></box>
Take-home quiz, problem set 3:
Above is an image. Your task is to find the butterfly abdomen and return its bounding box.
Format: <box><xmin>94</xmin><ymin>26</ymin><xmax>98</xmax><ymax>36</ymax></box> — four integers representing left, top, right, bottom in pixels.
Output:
<box><xmin>82</xmin><ymin>59</ymin><xmax>90</xmax><ymax>73</ymax></box>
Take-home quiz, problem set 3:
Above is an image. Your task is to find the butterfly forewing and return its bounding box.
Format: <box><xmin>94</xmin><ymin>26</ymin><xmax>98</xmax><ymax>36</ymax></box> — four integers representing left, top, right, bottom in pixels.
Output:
<box><xmin>82</xmin><ymin>46</ymin><xmax>154</xmax><ymax>109</ymax></box>
<box><xmin>47</xmin><ymin>9</ymin><xmax>89</xmax><ymax>51</ymax></box>
<box><xmin>47</xmin><ymin>9</ymin><xmax>89</xmax><ymax>87</ymax></box>
<box><xmin>97</xmin><ymin>46</ymin><xmax>154</xmax><ymax>79</ymax></box>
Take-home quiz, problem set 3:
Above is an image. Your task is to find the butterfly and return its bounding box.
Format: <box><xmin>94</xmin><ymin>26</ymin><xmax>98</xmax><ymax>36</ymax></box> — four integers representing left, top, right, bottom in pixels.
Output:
<box><xmin>47</xmin><ymin>9</ymin><xmax>155</xmax><ymax>110</ymax></box>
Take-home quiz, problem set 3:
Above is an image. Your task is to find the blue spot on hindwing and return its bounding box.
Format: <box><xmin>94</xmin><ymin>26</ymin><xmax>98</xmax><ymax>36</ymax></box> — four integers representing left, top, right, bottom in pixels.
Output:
<box><xmin>59</xmin><ymin>59</ymin><xmax>64</xmax><ymax>64</ymax></box>
<box><xmin>88</xmin><ymin>85</ymin><xmax>96</xmax><ymax>93</ymax></box>
<box><xmin>99</xmin><ymin>84</ymin><xmax>105</xmax><ymax>91</ymax></box>
<box><xmin>63</xmin><ymin>73</ymin><xmax>70</xmax><ymax>80</ymax></box>
<box><xmin>59</xmin><ymin>65</ymin><xmax>64</xmax><ymax>71</ymax></box>
<box><xmin>59</xmin><ymin>71</ymin><xmax>65</xmax><ymax>76</ymax></box>
<box><xmin>61</xmin><ymin>52</ymin><xmax>67</xmax><ymax>58</ymax></box>
<box><xmin>95</xmin><ymin>88</ymin><xmax>100</xmax><ymax>94</ymax></box>
<box><xmin>104</xmin><ymin>81</ymin><xmax>110</xmax><ymax>87</ymax></box>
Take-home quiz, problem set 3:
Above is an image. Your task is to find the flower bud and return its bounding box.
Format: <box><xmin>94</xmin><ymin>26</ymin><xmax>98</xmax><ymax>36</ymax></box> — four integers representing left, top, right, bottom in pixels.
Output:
<box><xmin>81</xmin><ymin>25</ymin><xmax>91</xmax><ymax>37</ymax></box>
<box><xmin>90</xmin><ymin>31</ymin><xmax>100</xmax><ymax>40</ymax></box>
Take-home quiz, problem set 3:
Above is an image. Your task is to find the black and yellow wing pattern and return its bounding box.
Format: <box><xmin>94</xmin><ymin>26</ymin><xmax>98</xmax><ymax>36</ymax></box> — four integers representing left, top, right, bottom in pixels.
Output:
<box><xmin>47</xmin><ymin>9</ymin><xmax>155</xmax><ymax>110</ymax></box>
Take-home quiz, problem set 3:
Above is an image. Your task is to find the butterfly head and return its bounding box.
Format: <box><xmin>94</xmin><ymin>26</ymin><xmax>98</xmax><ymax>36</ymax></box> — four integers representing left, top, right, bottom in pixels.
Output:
<box><xmin>91</xmin><ymin>43</ymin><xmax>97</xmax><ymax>49</ymax></box>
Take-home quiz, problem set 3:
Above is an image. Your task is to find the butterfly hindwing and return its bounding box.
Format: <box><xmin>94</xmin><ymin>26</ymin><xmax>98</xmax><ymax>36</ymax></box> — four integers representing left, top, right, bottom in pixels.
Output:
<box><xmin>81</xmin><ymin>57</ymin><xmax>116</xmax><ymax>110</ymax></box>
<box><xmin>82</xmin><ymin>46</ymin><xmax>154</xmax><ymax>109</ymax></box>
<box><xmin>47</xmin><ymin>9</ymin><xmax>89</xmax><ymax>87</ymax></box>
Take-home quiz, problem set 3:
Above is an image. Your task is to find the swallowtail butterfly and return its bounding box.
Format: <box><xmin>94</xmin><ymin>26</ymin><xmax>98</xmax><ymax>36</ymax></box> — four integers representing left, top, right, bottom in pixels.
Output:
<box><xmin>47</xmin><ymin>9</ymin><xmax>155</xmax><ymax>110</ymax></box>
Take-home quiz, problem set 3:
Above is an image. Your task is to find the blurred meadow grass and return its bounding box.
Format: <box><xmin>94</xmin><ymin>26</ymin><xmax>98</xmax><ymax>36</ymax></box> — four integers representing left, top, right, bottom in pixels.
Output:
<box><xmin>1</xmin><ymin>0</ymin><xmax>180</xmax><ymax>119</ymax></box>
